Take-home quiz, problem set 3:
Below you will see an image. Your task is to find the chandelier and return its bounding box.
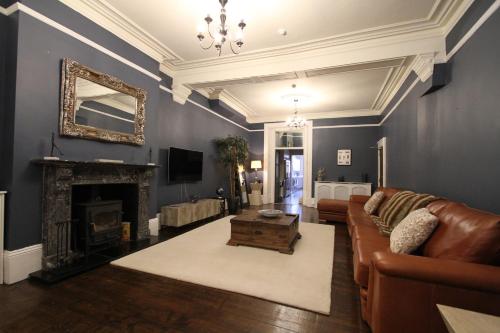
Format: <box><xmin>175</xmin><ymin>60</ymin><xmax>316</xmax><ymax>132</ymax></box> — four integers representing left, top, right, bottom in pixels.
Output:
<box><xmin>284</xmin><ymin>84</ymin><xmax>308</xmax><ymax>128</ymax></box>
<box><xmin>196</xmin><ymin>0</ymin><xmax>246</xmax><ymax>56</ymax></box>
<box><xmin>286</xmin><ymin>99</ymin><xmax>307</xmax><ymax>128</ymax></box>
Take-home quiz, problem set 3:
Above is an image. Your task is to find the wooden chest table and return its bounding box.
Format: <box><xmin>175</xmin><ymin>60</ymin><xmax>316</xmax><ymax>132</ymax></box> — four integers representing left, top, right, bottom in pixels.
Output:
<box><xmin>227</xmin><ymin>211</ymin><xmax>301</xmax><ymax>254</ymax></box>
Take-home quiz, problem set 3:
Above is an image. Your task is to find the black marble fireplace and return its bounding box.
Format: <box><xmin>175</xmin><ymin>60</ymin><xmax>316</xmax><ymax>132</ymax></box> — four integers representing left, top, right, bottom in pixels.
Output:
<box><xmin>30</xmin><ymin>159</ymin><xmax>157</xmax><ymax>282</ymax></box>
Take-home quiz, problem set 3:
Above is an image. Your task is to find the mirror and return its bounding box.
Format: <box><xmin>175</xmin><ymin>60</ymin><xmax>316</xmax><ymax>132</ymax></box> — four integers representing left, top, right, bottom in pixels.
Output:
<box><xmin>60</xmin><ymin>58</ymin><xmax>146</xmax><ymax>145</ymax></box>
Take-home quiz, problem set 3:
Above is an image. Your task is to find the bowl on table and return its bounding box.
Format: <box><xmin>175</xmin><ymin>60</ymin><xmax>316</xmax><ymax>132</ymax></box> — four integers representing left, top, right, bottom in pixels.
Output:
<box><xmin>258</xmin><ymin>209</ymin><xmax>284</xmax><ymax>218</ymax></box>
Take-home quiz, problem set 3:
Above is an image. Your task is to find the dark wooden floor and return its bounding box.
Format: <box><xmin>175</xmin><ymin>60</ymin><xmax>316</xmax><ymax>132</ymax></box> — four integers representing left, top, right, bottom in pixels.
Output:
<box><xmin>0</xmin><ymin>204</ymin><xmax>370</xmax><ymax>333</ymax></box>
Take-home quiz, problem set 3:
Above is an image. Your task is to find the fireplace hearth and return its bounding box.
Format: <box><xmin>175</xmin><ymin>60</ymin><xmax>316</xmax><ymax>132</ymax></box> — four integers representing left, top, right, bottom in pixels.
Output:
<box><xmin>30</xmin><ymin>159</ymin><xmax>157</xmax><ymax>283</ymax></box>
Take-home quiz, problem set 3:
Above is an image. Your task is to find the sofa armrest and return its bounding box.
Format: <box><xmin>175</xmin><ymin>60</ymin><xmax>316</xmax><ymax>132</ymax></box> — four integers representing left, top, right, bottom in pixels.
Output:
<box><xmin>367</xmin><ymin>251</ymin><xmax>500</xmax><ymax>333</ymax></box>
<box><xmin>350</xmin><ymin>195</ymin><xmax>370</xmax><ymax>204</ymax></box>
<box><xmin>371</xmin><ymin>251</ymin><xmax>500</xmax><ymax>292</ymax></box>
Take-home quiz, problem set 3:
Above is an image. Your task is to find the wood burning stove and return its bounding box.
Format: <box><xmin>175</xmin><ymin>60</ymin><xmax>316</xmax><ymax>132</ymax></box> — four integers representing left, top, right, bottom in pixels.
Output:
<box><xmin>74</xmin><ymin>200</ymin><xmax>123</xmax><ymax>257</ymax></box>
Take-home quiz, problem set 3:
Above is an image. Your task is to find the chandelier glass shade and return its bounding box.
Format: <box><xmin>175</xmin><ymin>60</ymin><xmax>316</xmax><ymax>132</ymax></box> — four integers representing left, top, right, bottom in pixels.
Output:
<box><xmin>197</xmin><ymin>0</ymin><xmax>246</xmax><ymax>56</ymax></box>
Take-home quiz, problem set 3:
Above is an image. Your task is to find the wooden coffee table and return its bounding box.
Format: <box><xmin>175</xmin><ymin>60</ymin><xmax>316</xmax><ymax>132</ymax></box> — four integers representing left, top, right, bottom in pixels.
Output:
<box><xmin>227</xmin><ymin>211</ymin><xmax>301</xmax><ymax>254</ymax></box>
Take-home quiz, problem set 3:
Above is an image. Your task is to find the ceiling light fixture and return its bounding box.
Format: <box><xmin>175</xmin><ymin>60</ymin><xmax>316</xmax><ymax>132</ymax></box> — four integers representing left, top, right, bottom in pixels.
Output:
<box><xmin>285</xmin><ymin>84</ymin><xmax>307</xmax><ymax>128</ymax></box>
<box><xmin>196</xmin><ymin>0</ymin><xmax>246</xmax><ymax>56</ymax></box>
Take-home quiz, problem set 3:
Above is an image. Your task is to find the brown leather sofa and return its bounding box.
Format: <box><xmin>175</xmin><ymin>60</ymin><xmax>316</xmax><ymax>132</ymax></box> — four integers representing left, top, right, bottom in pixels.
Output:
<box><xmin>325</xmin><ymin>187</ymin><xmax>500</xmax><ymax>333</ymax></box>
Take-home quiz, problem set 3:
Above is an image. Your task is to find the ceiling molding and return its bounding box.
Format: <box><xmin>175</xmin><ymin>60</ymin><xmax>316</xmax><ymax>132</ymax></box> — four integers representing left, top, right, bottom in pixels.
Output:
<box><xmin>246</xmin><ymin>109</ymin><xmax>379</xmax><ymax>124</ymax></box>
<box><xmin>59</xmin><ymin>0</ymin><xmax>183</xmax><ymax>62</ymax></box>
<box><xmin>413</xmin><ymin>53</ymin><xmax>436</xmax><ymax>81</ymax></box>
<box><xmin>371</xmin><ymin>56</ymin><xmax>417</xmax><ymax>112</ymax></box>
<box><xmin>218</xmin><ymin>90</ymin><xmax>255</xmax><ymax>117</ymax></box>
<box><xmin>58</xmin><ymin>0</ymin><xmax>471</xmax><ymax>78</ymax></box>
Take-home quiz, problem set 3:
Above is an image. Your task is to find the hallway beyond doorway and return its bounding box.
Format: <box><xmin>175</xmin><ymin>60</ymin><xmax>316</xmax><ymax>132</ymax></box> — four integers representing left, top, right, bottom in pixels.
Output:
<box><xmin>275</xmin><ymin>149</ymin><xmax>304</xmax><ymax>205</ymax></box>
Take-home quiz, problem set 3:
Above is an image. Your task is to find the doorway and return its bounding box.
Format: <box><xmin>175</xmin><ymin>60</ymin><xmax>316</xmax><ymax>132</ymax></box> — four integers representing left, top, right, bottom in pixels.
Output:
<box><xmin>377</xmin><ymin>137</ymin><xmax>387</xmax><ymax>187</ymax></box>
<box><xmin>275</xmin><ymin>149</ymin><xmax>304</xmax><ymax>204</ymax></box>
<box><xmin>263</xmin><ymin>122</ymin><xmax>313</xmax><ymax>206</ymax></box>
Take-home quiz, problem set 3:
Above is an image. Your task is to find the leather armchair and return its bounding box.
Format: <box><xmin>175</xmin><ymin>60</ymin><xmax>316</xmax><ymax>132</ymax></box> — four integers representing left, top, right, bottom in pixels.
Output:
<box><xmin>367</xmin><ymin>251</ymin><xmax>500</xmax><ymax>333</ymax></box>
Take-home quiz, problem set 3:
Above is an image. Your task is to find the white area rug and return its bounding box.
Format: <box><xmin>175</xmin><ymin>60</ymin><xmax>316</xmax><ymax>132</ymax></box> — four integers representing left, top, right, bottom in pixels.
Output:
<box><xmin>111</xmin><ymin>216</ymin><xmax>335</xmax><ymax>314</ymax></box>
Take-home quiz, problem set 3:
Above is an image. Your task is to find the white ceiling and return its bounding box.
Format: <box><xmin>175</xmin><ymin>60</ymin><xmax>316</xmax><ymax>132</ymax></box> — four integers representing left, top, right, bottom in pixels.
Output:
<box><xmin>226</xmin><ymin>68</ymin><xmax>391</xmax><ymax>119</ymax></box>
<box><xmin>62</xmin><ymin>0</ymin><xmax>469</xmax><ymax>121</ymax></box>
<box><xmin>105</xmin><ymin>0</ymin><xmax>438</xmax><ymax>61</ymax></box>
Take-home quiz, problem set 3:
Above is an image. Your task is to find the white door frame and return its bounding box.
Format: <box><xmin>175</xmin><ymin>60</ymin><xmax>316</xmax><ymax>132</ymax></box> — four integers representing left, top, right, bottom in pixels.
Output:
<box><xmin>263</xmin><ymin>121</ymin><xmax>313</xmax><ymax>207</ymax></box>
<box><xmin>377</xmin><ymin>137</ymin><xmax>387</xmax><ymax>187</ymax></box>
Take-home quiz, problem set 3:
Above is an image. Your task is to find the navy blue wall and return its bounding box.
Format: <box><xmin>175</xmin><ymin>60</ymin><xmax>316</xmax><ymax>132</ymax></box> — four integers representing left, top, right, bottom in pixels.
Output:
<box><xmin>381</xmin><ymin>6</ymin><xmax>500</xmax><ymax>213</ymax></box>
<box><xmin>1</xmin><ymin>1</ymin><xmax>252</xmax><ymax>250</ymax></box>
<box><xmin>156</xmin><ymin>91</ymin><xmax>249</xmax><ymax>207</ymax></box>
<box><xmin>313</xmin><ymin>127</ymin><xmax>379</xmax><ymax>193</ymax></box>
<box><xmin>0</xmin><ymin>12</ymin><xmax>18</xmax><ymax>191</ymax></box>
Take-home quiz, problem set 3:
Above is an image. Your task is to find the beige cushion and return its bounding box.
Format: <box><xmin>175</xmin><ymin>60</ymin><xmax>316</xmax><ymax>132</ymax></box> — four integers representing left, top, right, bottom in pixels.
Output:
<box><xmin>390</xmin><ymin>208</ymin><xmax>438</xmax><ymax>254</ymax></box>
<box><xmin>363</xmin><ymin>191</ymin><xmax>385</xmax><ymax>215</ymax></box>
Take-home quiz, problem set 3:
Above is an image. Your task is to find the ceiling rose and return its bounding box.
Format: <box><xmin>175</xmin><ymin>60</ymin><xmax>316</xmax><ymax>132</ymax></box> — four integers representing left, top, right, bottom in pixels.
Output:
<box><xmin>196</xmin><ymin>0</ymin><xmax>246</xmax><ymax>56</ymax></box>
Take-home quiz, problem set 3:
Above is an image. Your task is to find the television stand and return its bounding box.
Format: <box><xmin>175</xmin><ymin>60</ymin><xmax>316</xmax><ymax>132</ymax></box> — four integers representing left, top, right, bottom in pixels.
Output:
<box><xmin>159</xmin><ymin>199</ymin><xmax>223</xmax><ymax>227</ymax></box>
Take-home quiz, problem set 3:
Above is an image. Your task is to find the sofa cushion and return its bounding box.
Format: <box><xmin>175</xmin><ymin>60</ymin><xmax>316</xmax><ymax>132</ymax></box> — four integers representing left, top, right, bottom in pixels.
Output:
<box><xmin>347</xmin><ymin>201</ymin><xmax>376</xmax><ymax>235</ymax></box>
<box><xmin>374</xmin><ymin>187</ymin><xmax>401</xmax><ymax>216</ymax></box>
<box><xmin>423</xmin><ymin>202</ymin><xmax>500</xmax><ymax>265</ymax></box>
<box><xmin>363</xmin><ymin>191</ymin><xmax>385</xmax><ymax>215</ymax></box>
<box><xmin>376</xmin><ymin>192</ymin><xmax>438</xmax><ymax>236</ymax></box>
<box><xmin>354</xmin><ymin>236</ymin><xmax>390</xmax><ymax>287</ymax></box>
<box><xmin>318</xmin><ymin>199</ymin><xmax>348</xmax><ymax>213</ymax></box>
<box><xmin>351</xmin><ymin>224</ymin><xmax>381</xmax><ymax>249</ymax></box>
<box><xmin>390</xmin><ymin>208</ymin><xmax>439</xmax><ymax>254</ymax></box>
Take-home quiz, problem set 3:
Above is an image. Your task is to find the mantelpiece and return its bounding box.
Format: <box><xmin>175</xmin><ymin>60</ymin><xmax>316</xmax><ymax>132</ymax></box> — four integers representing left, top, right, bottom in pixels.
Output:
<box><xmin>31</xmin><ymin>159</ymin><xmax>158</xmax><ymax>274</ymax></box>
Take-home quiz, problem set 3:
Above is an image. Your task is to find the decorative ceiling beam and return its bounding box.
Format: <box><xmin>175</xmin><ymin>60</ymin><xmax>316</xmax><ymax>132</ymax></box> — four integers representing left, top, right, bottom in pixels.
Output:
<box><xmin>171</xmin><ymin>31</ymin><xmax>446</xmax><ymax>90</ymax></box>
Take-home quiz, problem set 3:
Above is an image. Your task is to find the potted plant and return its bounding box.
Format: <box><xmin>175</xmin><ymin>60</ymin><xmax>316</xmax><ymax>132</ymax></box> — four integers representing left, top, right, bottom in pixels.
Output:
<box><xmin>214</xmin><ymin>135</ymin><xmax>249</xmax><ymax>214</ymax></box>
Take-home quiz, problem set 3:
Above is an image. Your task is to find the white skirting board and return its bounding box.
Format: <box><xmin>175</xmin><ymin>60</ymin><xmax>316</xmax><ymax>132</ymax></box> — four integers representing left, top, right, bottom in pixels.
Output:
<box><xmin>149</xmin><ymin>216</ymin><xmax>159</xmax><ymax>236</ymax></box>
<box><xmin>2</xmin><ymin>217</ymin><xmax>160</xmax><ymax>284</ymax></box>
<box><xmin>3</xmin><ymin>244</ymin><xmax>42</xmax><ymax>284</ymax></box>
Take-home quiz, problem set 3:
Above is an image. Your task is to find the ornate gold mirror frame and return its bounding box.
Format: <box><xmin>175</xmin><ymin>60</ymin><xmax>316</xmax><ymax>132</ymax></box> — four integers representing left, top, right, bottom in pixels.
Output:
<box><xmin>60</xmin><ymin>58</ymin><xmax>146</xmax><ymax>145</ymax></box>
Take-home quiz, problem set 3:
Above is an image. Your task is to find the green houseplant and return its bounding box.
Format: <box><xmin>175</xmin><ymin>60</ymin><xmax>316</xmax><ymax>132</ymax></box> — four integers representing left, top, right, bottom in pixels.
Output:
<box><xmin>214</xmin><ymin>135</ymin><xmax>249</xmax><ymax>214</ymax></box>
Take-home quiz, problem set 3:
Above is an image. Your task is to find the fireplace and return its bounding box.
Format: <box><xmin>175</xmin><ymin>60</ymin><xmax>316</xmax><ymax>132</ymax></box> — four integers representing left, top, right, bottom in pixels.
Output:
<box><xmin>74</xmin><ymin>200</ymin><xmax>123</xmax><ymax>254</ymax></box>
<box><xmin>31</xmin><ymin>159</ymin><xmax>157</xmax><ymax>274</ymax></box>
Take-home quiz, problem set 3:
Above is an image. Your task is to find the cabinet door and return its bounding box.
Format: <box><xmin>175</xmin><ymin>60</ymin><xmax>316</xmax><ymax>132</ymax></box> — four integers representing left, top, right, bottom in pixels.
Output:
<box><xmin>352</xmin><ymin>186</ymin><xmax>370</xmax><ymax>196</ymax></box>
<box><xmin>333</xmin><ymin>185</ymin><xmax>349</xmax><ymax>200</ymax></box>
<box><xmin>316</xmin><ymin>185</ymin><xmax>332</xmax><ymax>201</ymax></box>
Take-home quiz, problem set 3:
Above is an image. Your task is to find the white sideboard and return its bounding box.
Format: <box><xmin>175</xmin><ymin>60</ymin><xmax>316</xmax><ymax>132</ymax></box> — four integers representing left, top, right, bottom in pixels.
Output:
<box><xmin>0</xmin><ymin>191</ymin><xmax>6</xmax><ymax>284</ymax></box>
<box><xmin>314</xmin><ymin>181</ymin><xmax>371</xmax><ymax>207</ymax></box>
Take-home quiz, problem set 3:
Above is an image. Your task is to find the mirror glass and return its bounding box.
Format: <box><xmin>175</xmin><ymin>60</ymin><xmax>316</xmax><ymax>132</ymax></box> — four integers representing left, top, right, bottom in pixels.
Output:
<box><xmin>74</xmin><ymin>77</ymin><xmax>137</xmax><ymax>134</ymax></box>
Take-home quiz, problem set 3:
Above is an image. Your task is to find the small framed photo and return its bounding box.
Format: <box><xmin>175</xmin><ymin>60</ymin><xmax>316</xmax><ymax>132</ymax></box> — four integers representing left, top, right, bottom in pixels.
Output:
<box><xmin>337</xmin><ymin>149</ymin><xmax>351</xmax><ymax>166</ymax></box>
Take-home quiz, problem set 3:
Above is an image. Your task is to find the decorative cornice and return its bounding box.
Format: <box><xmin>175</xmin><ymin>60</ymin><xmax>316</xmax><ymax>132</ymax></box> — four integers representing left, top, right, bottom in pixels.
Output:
<box><xmin>170</xmin><ymin>82</ymin><xmax>192</xmax><ymax>105</ymax></box>
<box><xmin>218</xmin><ymin>90</ymin><xmax>255</xmax><ymax>117</ymax></box>
<box><xmin>413</xmin><ymin>53</ymin><xmax>436</xmax><ymax>81</ymax></box>
<box><xmin>59</xmin><ymin>0</ymin><xmax>182</xmax><ymax>63</ymax></box>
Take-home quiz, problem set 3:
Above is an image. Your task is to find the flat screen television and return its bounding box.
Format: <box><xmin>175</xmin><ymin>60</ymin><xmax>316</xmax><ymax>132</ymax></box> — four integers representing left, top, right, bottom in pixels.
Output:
<box><xmin>168</xmin><ymin>147</ymin><xmax>203</xmax><ymax>182</ymax></box>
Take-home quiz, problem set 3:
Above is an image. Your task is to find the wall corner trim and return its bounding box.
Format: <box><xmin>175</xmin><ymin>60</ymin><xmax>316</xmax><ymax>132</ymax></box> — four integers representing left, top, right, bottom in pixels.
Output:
<box><xmin>3</xmin><ymin>244</ymin><xmax>42</xmax><ymax>284</ymax></box>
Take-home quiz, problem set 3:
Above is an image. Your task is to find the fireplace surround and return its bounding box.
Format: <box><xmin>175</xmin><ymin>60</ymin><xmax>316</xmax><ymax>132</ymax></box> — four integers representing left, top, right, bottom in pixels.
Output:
<box><xmin>32</xmin><ymin>159</ymin><xmax>157</xmax><ymax>272</ymax></box>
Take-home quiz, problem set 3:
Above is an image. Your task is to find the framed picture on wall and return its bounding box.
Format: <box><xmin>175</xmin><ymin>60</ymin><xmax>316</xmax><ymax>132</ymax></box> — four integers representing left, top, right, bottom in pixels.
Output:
<box><xmin>337</xmin><ymin>149</ymin><xmax>352</xmax><ymax>166</ymax></box>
